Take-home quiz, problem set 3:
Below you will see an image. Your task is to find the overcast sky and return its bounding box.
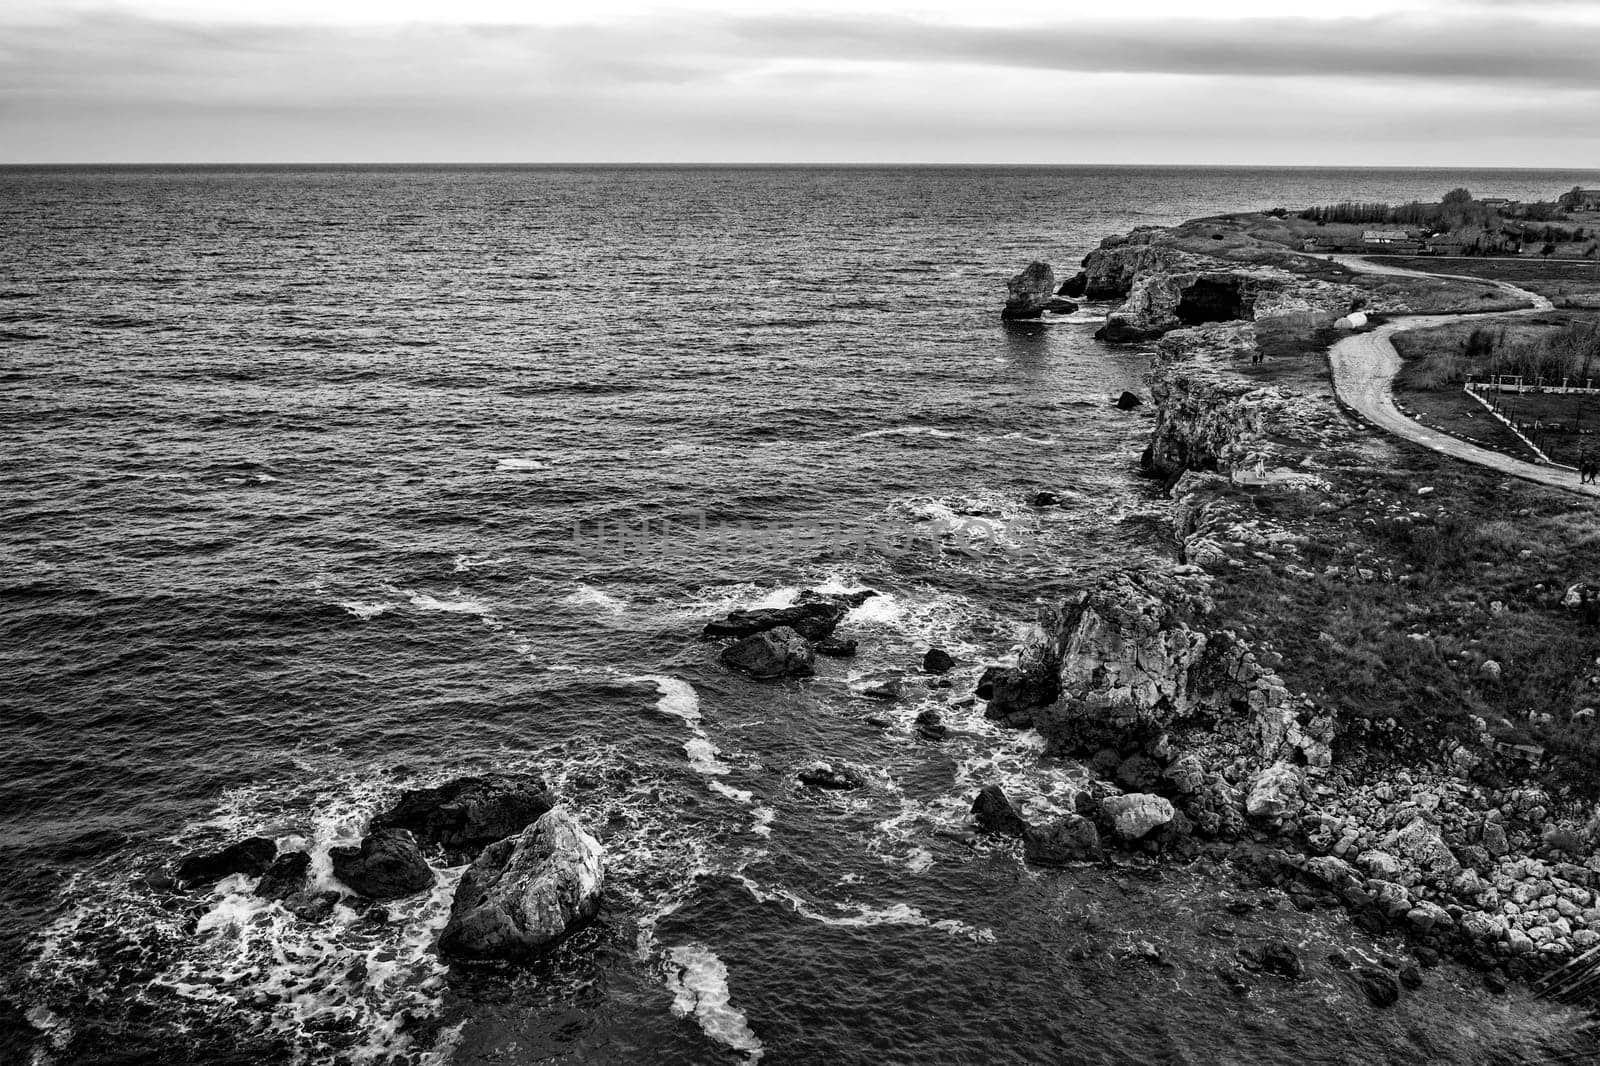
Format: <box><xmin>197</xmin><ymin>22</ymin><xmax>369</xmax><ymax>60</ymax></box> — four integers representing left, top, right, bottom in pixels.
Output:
<box><xmin>3</xmin><ymin>0</ymin><xmax>1598</xmax><ymax>164</ymax></box>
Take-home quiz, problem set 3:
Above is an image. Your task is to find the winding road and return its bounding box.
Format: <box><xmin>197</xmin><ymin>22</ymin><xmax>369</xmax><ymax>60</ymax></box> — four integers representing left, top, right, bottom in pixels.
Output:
<box><xmin>1322</xmin><ymin>255</ymin><xmax>1598</xmax><ymax>497</ymax></box>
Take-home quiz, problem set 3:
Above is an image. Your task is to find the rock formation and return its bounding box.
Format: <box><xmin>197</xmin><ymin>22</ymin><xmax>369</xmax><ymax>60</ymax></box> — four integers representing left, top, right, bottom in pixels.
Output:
<box><xmin>439</xmin><ymin>808</ymin><xmax>604</xmax><ymax>961</ymax></box>
<box><xmin>720</xmin><ymin>626</ymin><xmax>816</xmax><ymax>679</ymax></box>
<box><xmin>330</xmin><ymin>827</ymin><xmax>435</xmax><ymax>899</ymax></box>
<box><xmin>1002</xmin><ymin>261</ymin><xmax>1058</xmax><ymax>320</ymax></box>
<box><xmin>373</xmin><ymin>774</ymin><xmax>555</xmax><ymax>863</ymax></box>
<box><xmin>175</xmin><ymin>837</ymin><xmax>277</xmax><ymax>888</ymax></box>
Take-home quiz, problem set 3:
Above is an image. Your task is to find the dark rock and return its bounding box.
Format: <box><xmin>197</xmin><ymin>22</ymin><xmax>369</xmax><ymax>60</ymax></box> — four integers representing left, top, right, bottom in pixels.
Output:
<box><xmin>1045</xmin><ymin>297</ymin><xmax>1079</xmax><ymax>314</ymax></box>
<box><xmin>1114</xmin><ymin>390</ymin><xmax>1143</xmax><ymax>410</ymax></box>
<box><xmin>797</xmin><ymin>763</ymin><xmax>864</xmax><ymax>791</ymax></box>
<box><xmin>720</xmin><ymin>626</ymin><xmax>815</xmax><ymax>679</ymax></box>
<box><xmin>922</xmin><ymin>648</ymin><xmax>957</xmax><ymax>674</ymax></box>
<box><xmin>705</xmin><ymin>593</ymin><xmax>869</xmax><ymax>642</ymax></box>
<box><xmin>1029</xmin><ymin>491</ymin><xmax>1062</xmax><ymax>507</ymax></box>
<box><xmin>861</xmin><ymin>676</ymin><xmax>903</xmax><ymax>700</ymax></box>
<box><xmin>863</xmin><ymin>713</ymin><xmax>893</xmax><ymax>728</ymax></box>
<box><xmin>1484</xmin><ymin>971</ymin><xmax>1508</xmax><ymax>995</ymax></box>
<box><xmin>1398</xmin><ymin>963</ymin><xmax>1423</xmax><ymax>990</ymax></box>
<box><xmin>176</xmin><ymin>837</ymin><xmax>277</xmax><ymax>888</ymax></box>
<box><xmin>1412</xmin><ymin>946</ymin><xmax>1442</xmax><ymax>968</ymax></box>
<box><xmin>976</xmin><ymin>665</ymin><xmax>1059</xmax><ymax>729</ymax></box>
<box><xmin>1326</xmin><ymin>950</ymin><xmax>1351</xmax><ymax>970</ymax></box>
<box><xmin>915</xmin><ymin>709</ymin><xmax>949</xmax><ymax>741</ymax></box>
<box><xmin>816</xmin><ymin>636</ymin><xmax>858</xmax><ymax>658</ymax></box>
<box><xmin>255</xmin><ymin>851</ymin><xmax>312</xmax><ymax>902</ymax></box>
<box><xmin>1259</xmin><ymin>941</ymin><xmax>1303</xmax><ymax>980</ymax></box>
<box><xmin>1023</xmin><ymin>815</ymin><xmax>1100</xmax><ymax>865</ymax></box>
<box><xmin>1058</xmin><ymin>272</ymin><xmax>1088</xmax><ymax>298</ymax></box>
<box><xmin>439</xmin><ymin>808</ymin><xmax>604</xmax><ymax>961</ymax></box>
<box><xmin>373</xmin><ymin>774</ymin><xmax>555</xmax><ymax>862</ymax></box>
<box><xmin>1115</xmin><ymin>754</ymin><xmax>1160</xmax><ymax>792</ymax></box>
<box><xmin>330</xmin><ymin>828</ymin><xmax>434</xmax><ymax>900</ymax></box>
<box><xmin>971</xmin><ymin>785</ymin><xmax>1027</xmax><ymax>837</ymax></box>
<box><xmin>1002</xmin><ymin>261</ymin><xmax>1057</xmax><ymax>321</ymax></box>
<box><xmin>1354</xmin><ymin>966</ymin><xmax>1400</xmax><ymax>1007</ymax></box>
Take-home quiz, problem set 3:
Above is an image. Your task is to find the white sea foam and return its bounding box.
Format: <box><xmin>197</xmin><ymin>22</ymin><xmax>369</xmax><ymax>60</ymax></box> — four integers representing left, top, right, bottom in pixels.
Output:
<box><xmin>665</xmin><ymin>944</ymin><xmax>765</xmax><ymax>1064</ymax></box>
<box><xmin>853</xmin><ymin>425</ymin><xmax>960</xmax><ymax>441</ymax></box>
<box><xmin>494</xmin><ymin>457</ymin><xmax>546</xmax><ymax>471</ymax></box>
<box><xmin>407</xmin><ymin>592</ymin><xmax>492</xmax><ymax>615</ymax></box>
<box><xmin>734</xmin><ymin>876</ymin><xmax>993</xmax><ymax>942</ymax></box>
<box><xmin>338</xmin><ymin>600</ymin><xmax>397</xmax><ymax>620</ymax></box>
<box><xmin>562</xmin><ymin>584</ymin><xmax>628</xmax><ymax>614</ymax></box>
<box><xmin>451</xmin><ymin>554</ymin><xmax>505</xmax><ymax>573</ymax></box>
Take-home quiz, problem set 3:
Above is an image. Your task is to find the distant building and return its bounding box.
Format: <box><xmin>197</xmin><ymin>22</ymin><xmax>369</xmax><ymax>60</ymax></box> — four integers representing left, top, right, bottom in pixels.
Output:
<box><xmin>1479</xmin><ymin>197</ymin><xmax>1513</xmax><ymax>207</ymax></box>
<box><xmin>1362</xmin><ymin>229</ymin><xmax>1414</xmax><ymax>244</ymax></box>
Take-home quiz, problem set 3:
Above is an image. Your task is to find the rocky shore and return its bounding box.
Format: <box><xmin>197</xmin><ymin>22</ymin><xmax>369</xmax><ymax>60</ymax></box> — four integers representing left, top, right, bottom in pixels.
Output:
<box><xmin>984</xmin><ymin>215</ymin><xmax>1600</xmax><ymax>997</ymax></box>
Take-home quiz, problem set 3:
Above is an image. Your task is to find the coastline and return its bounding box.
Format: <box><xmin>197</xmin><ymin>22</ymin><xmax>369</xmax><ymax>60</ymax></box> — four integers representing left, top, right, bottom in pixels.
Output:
<box><xmin>984</xmin><ymin>211</ymin><xmax>1600</xmax><ymax>1001</ymax></box>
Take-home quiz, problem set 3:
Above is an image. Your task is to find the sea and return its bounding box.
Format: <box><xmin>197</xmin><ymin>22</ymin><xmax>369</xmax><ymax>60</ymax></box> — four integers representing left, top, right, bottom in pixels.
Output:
<box><xmin>4</xmin><ymin>164</ymin><xmax>1599</xmax><ymax>1065</ymax></box>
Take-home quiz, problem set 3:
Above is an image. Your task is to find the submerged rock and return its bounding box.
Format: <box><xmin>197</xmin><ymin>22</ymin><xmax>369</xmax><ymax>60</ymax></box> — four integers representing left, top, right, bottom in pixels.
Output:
<box><xmin>1114</xmin><ymin>390</ymin><xmax>1144</xmax><ymax>410</ymax></box>
<box><xmin>922</xmin><ymin>648</ymin><xmax>957</xmax><ymax>674</ymax></box>
<box><xmin>861</xmin><ymin>675</ymin><xmax>903</xmax><ymax>700</ymax></box>
<box><xmin>175</xmin><ymin>837</ymin><xmax>277</xmax><ymax>888</ymax></box>
<box><xmin>971</xmin><ymin>784</ymin><xmax>1027</xmax><ymax>837</ymax></box>
<box><xmin>1256</xmin><ymin>940</ymin><xmax>1303</xmax><ymax>979</ymax></box>
<box><xmin>373</xmin><ymin>774</ymin><xmax>555</xmax><ymax>862</ymax></box>
<box><xmin>439</xmin><ymin>808</ymin><xmax>604</xmax><ymax>961</ymax></box>
<box><xmin>797</xmin><ymin>762</ymin><xmax>864</xmax><ymax>791</ymax></box>
<box><xmin>1354</xmin><ymin>966</ymin><xmax>1400</xmax><ymax>1007</ymax></box>
<box><xmin>915</xmin><ymin>708</ymin><xmax>948</xmax><ymax>740</ymax></box>
<box><xmin>1101</xmin><ymin>793</ymin><xmax>1175</xmax><ymax>841</ymax></box>
<box><xmin>721</xmin><ymin>626</ymin><xmax>815</xmax><ymax>679</ymax></box>
<box><xmin>330</xmin><ymin>827</ymin><xmax>434</xmax><ymax>900</ymax></box>
<box><xmin>816</xmin><ymin>636</ymin><xmax>858</xmax><ymax>658</ymax></box>
<box><xmin>1002</xmin><ymin>261</ymin><xmax>1057</xmax><ymax>321</ymax></box>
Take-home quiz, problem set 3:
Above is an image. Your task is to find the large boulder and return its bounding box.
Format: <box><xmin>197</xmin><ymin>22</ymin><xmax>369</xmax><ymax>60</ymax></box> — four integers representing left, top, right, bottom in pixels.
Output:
<box><xmin>175</xmin><ymin>837</ymin><xmax>277</xmax><ymax>888</ymax></box>
<box><xmin>330</xmin><ymin>827</ymin><xmax>435</xmax><ymax>900</ymax></box>
<box><xmin>372</xmin><ymin>774</ymin><xmax>555</xmax><ymax>863</ymax></box>
<box><xmin>439</xmin><ymin>808</ymin><xmax>604</xmax><ymax>961</ymax></box>
<box><xmin>1002</xmin><ymin>261</ymin><xmax>1057</xmax><ymax>321</ymax></box>
<box><xmin>971</xmin><ymin>784</ymin><xmax>1027</xmax><ymax>837</ymax></box>
<box><xmin>1101</xmin><ymin>793</ymin><xmax>1175</xmax><ymax>841</ymax></box>
<box><xmin>1023</xmin><ymin>814</ymin><xmax>1100</xmax><ymax>865</ymax></box>
<box><xmin>797</xmin><ymin>762</ymin><xmax>864</xmax><ymax>791</ymax></box>
<box><xmin>1246</xmin><ymin>762</ymin><xmax>1305</xmax><ymax>823</ymax></box>
<box><xmin>1079</xmin><ymin>239</ymin><xmax>1177</xmax><ymax>300</ymax></box>
<box><xmin>1382</xmin><ymin>818</ymin><xmax>1461</xmax><ymax>880</ymax></box>
<box><xmin>720</xmin><ymin>626</ymin><xmax>815</xmax><ymax>679</ymax></box>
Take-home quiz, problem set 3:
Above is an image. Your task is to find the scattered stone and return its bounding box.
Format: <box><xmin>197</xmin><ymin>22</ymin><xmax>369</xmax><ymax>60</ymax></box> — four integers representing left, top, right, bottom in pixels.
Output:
<box><xmin>1030</xmin><ymin>490</ymin><xmax>1063</xmax><ymax>507</ymax></box>
<box><xmin>438</xmin><ymin>808</ymin><xmax>604</xmax><ymax>961</ymax></box>
<box><xmin>1246</xmin><ymin>762</ymin><xmax>1304</xmax><ymax>822</ymax></box>
<box><xmin>721</xmin><ymin>626</ymin><xmax>816</xmax><ymax>679</ymax></box>
<box><xmin>915</xmin><ymin>708</ymin><xmax>948</xmax><ymax>740</ymax></box>
<box><xmin>331</xmin><ymin>828</ymin><xmax>435</xmax><ymax>900</ymax></box>
<box><xmin>1114</xmin><ymin>390</ymin><xmax>1144</xmax><ymax>410</ymax></box>
<box><xmin>922</xmin><ymin>648</ymin><xmax>957</xmax><ymax>674</ymax></box>
<box><xmin>175</xmin><ymin>837</ymin><xmax>277</xmax><ymax>888</ymax></box>
<box><xmin>1398</xmin><ymin>963</ymin><xmax>1423</xmax><ymax>990</ymax></box>
<box><xmin>797</xmin><ymin>763</ymin><xmax>864</xmax><ymax>791</ymax></box>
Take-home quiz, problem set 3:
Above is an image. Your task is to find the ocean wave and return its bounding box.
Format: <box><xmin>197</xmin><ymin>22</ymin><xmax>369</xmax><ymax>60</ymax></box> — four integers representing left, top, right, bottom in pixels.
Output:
<box><xmin>493</xmin><ymin>457</ymin><xmax>546</xmax><ymax>471</ymax></box>
<box><xmin>733</xmin><ymin>875</ymin><xmax>994</xmax><ymax>943</ymax></box>
<box><xmin>561</xmin><ymin>584</ymin><xmax>628</xmax><ymax>615</ymax></box>
<box><xmin>406</xmin><ymin>592</ymin><xmax>492</xmax><ymax>615</ymax></box>
<box><xmin>338</xmin><ymin>600</ymin><xmax>398</xmax><ymax>621</ymax></box>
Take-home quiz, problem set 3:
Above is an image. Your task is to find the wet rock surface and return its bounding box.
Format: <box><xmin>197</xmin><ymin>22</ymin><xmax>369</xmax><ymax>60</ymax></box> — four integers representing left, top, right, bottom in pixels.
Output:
<box><xmin>372</xmin><ymin>773</ymin><xmax>555</xmax><ymax>863</ymax></box>
<box><xmin>721</xmin><ymin>626</ymin><xmax>816</xmax><ymax>679</ymax></box>
<box><xmin>175</xmin><ymin>837</ymin><xmax>277</xmax><ymax>888</ymax></box>
<box><xmin>330</xmin><ymin>827</ymin><xmax>434</xmax><ymax>900</ymax></box>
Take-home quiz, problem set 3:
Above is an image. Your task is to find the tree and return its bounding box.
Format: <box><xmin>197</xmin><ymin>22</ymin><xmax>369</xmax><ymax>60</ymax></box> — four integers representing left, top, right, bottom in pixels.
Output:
<box><xmin>1443</xmin><ymin>187</ymin><xmax>1474</xmax><ymax>204</ymax></box>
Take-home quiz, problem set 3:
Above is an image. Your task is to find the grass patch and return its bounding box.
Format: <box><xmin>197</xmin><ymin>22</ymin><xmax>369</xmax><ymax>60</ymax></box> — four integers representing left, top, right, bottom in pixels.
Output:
<box><xmin>1367</xmin><ymin>255</ymin><xmax>1600</xmax><ymax>307</ymax></box>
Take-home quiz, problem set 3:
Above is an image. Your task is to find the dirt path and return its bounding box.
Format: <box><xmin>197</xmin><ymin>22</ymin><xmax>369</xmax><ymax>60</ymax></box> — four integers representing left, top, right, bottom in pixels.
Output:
<box><xmin>1321</xmin><ymin>256</ymin><xmax>1599</xmax><ymax>497</ymax></box>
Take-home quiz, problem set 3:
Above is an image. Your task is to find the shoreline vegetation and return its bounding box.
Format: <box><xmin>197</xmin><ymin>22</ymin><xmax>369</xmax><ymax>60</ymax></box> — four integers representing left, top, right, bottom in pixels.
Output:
<box><xmin>985</xmin><ymin>187</ymin><xmax>1600</xmax><ymax>1002</ymax></box>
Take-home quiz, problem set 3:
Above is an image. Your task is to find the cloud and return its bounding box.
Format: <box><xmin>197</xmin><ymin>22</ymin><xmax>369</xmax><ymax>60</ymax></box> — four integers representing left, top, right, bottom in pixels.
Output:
<box><xmin>1</xmin><ymin>8</ymin><xmax>1598</xmax><ymax>162</ymax></box>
